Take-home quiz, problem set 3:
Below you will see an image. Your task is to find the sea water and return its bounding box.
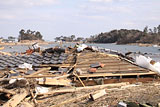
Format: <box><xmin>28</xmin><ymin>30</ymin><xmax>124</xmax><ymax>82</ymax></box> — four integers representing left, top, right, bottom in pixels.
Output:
<box><xmin>2</xmin><ymin>43</ymin><xmax>160</xmax><ymax>61</ymax></box>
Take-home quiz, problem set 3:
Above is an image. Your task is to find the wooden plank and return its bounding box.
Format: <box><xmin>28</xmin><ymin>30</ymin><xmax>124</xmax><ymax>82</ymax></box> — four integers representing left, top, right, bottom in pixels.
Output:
<box><xmin>3</xmin><ymin>89</ymin><xmax>28</xmax><ymax>107</ymax></box>
<box><xmin>0</xmin><ymin>88</ymin><xmax>16</xmax><ymax>95</ymax></box>
<box><xmin>25</xmin><ymin>67</ymin><xmax>51</xmax><ymax>77</ymax></box>
<box><xmin>77</xmin><ymin>58</ymin><xmax>119</xmax><ymax>62</ymax></box>
<box><xmin>79</xmin><ymin>68</ymin><xmax>148</xmax><ymax>73</ymax></box>
<box><xmin>37</xmin><ymin>82</ymin><xmax>129</xmax><ymax>96</ymax></box>
<box><xmin>78</xmin><ymin>66</ymin><xmax>146</xmax><ymax>71</ymax></box>
<box><xmin>76</xmin><ymin>63</ymin><xmax>135</xmax><ymax>68</ymax></box>
<box><xmin>78</xmin><ymin>72</ymin><xmax>156</xmax><ymax>78</ymax></box>
<box><xmin>76</xmin><ymin>63</ymin><xmax>130</xmax><ymax>67</ymax></box>
<box><xmin>90</xmin><ymin>89</ymin><xmax>106</xmax><ymax>101</ymax></box>
<box><xmin>38</xmin><ymin>78</ymin><xmax>71</xmax><ymax>86</ymax></box>
<box><xmin>101</xmin><ymin>66</ymin><xmax>145</xmax><ymax>69</ymax></box>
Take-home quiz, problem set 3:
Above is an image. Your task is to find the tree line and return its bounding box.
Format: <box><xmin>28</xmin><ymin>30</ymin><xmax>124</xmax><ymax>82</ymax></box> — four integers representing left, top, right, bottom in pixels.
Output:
<box><xmin>18</xmin><ymin>29</ymin><xmax>43</xmax><ymax>42</ymax></box>
<box><xmin>54</xmin><ymin>35</ymin><xmax>85</xmax><ymax>42</ymax></box>
<box><xmin>87</xmin><ymin>25</ymin><xmax>160</xmax><ymax>44</ymax></box>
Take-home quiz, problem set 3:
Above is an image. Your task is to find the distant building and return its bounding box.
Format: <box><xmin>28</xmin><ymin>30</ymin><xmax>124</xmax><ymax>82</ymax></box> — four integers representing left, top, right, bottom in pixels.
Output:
<box><xmin>2</xmin><ymin>36</ymin><xmax>16</xmax><ymax>43</ymax></box>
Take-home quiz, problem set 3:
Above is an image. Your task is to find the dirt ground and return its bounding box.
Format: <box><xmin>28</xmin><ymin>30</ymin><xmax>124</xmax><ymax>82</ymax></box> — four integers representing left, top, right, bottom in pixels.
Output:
<box><xmin>32</xmin><ymin>81</ymin><xmax>160</xmax><ymax>107</ymax></box>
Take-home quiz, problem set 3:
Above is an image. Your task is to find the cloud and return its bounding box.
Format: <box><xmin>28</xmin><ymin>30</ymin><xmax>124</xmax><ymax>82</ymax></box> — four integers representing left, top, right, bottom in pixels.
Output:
<box><xmin>89</xmin><ymin>0</ymin><xmax>133</xmax><ymax>3</ymax></box>
<box><xmin>80</xmin><ymin>4</ymin><xmax>130</xmax><ymax>13</ymax></box>
<box><xmin>0</xmin><ymin>0</ymin><xmax>58</xmax><ymax>7</ymax></box>
<box><xmin>124</xmin><ymin>21</ymin><xmax>136</xmax><ymax>26</ymax></box>
<box><xmin>76</xmin><ymin>14</ymin><xmax>106</xmax><ymax>20</ymax></box>
<box><xmin>0</xmin><ymin>14</ymin><xmax>16</xmax><ymax>20</ymax></box>
<box><xmin>89</xmin><ymin>0</ymin><xmax>113</xmax><ymax>2</ymax></box>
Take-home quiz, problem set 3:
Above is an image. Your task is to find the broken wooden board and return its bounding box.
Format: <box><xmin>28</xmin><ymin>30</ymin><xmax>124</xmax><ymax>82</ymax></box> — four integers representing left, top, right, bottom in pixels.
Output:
<box><xmin>90</xmin><ymin>89</ymin><xmax>106</xmax><ymax>101</ymax></box>
<box><xmin>3</xmin><ymin>89</ymin><xmax>28</xmax><ymax>107</ymax></box>
<box><xmin>38</xmin><ymin>78</ymin><xmax>71</xmax><ymax>86</ymax></box>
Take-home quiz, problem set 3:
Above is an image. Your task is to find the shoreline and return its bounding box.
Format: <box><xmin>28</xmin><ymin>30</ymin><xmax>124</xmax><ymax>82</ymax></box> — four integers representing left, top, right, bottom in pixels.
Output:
<box><xmin>0</xmin><ymin>41</ymin><xmax>158</xmax><ymax>47</ymax></box>
<box><xmin>127</xmin><ymin>43</ymin><xmax>158</xmax><ymax>47</ymax></box>
<box><xmin>0</xmin><ymin>41</ymin><xmax>55</xmax><ymax>46</ymax></box>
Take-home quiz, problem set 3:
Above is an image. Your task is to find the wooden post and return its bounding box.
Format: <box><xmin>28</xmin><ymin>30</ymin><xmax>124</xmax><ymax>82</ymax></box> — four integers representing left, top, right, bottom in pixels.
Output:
<box><xmin>74</xmin><ymin>73</ymin><xmax>85</xmax><ymax>87</ymax></box>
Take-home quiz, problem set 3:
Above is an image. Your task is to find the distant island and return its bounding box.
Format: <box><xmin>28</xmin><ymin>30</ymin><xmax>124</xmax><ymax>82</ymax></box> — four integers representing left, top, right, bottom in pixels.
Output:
<box><xmin>87</xmin><ymin>25</ymin><xmax>160</xmax><ymax>45</ymax></box>
<box><xmin>54</xmin><ymin>25</ymin><xmax>160</xmax><ymax>45</ymax></box>
<box><xmin>18</xmin><ymin>29</ymin><xmax>43</xmax><ymax>42</ymax></box>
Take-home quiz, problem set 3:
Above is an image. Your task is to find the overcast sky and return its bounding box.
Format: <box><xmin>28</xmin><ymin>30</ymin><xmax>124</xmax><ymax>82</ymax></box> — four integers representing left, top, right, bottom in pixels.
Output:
<box><xmin>0</xmin><ymin>0</ymin><xmax>160</xmax><ymax>41</ymax></box>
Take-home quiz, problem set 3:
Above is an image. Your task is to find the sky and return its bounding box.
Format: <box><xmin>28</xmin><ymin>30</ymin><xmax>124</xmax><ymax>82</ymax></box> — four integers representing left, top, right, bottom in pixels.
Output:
<box><xmin>0</xmin><ymin>0</ymin><xmax>160</xmax><ymax>41</ymax></box>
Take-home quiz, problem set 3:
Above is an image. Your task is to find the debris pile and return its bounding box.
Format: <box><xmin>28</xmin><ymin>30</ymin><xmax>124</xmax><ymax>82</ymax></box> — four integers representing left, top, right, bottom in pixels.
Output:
<box><xmin>0</xmin><ymin>43</ymin><xmax>159</xmax><ymax>106</ymax></box>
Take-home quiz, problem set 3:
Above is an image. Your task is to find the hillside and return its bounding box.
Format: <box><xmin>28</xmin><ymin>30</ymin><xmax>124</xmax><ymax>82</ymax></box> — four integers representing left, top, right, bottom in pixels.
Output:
<box><xmin>87</xmin><ymin>25</ymin><xmax>160</xmax><ymax>44</ymax></box>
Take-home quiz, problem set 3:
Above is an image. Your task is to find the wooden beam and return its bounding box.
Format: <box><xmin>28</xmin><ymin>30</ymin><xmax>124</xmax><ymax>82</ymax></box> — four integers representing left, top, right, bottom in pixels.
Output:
<box><xmin>78</xmin><ymin>72</ymin><xmax>156</xmax><ymax>78</ymax></box>
<box><xmin>38</xmin><ymin>78</ymin><xmax>71</xmax><ymax>86</ymax></box>
<box><xmin>24</xmin><ymin>74</ymin><xmax>70</xmax><ymax>78</ymax></box>
<box><xmin>79</xmin><ymin>68</ymin><xmax>147</xmax><ymax>72</ymax></box>
<box><xmin>77</xmin><ymin>60</ymin><xmax>121</xmax><ymax>65</ymax></box>
<box><xmin>73</xmin><ymin>73</ymin><xmax>85</xmax><ymax>87</ymax></box>
<box><xmin>0</xmin><ymin>88</ymin><xmax>16</xmax><ymax>95</ymax></box>
<box><xmin>76</xmin><ymin>63</ymin><xmax>130</xmax><ymax>69</ymax></box>
<box><xmin>37</xmin><ymin>82</ymin><xmax>129</xmax><ymax>96</ymax></box>
<box><xmin>3</xmin><ymin>89</ymin><xmax>28</xmax><ymax>107</ymax></box>
<box><xmin>76</xmin><ymin>63</ymin><xmax>135</xmax><ymax>68</ymax></box>
<box><xmin>25</xmin><ymin>67</ymin><xmax>51</xmax><ymax>77</ymax></box>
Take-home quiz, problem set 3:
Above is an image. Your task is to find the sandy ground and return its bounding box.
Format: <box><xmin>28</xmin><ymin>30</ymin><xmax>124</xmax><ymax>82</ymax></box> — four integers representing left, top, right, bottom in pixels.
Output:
<box><xmin>33</xmin><ymin>81</ymin><xmax>160</xmax><ymax>107</ymax></box>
